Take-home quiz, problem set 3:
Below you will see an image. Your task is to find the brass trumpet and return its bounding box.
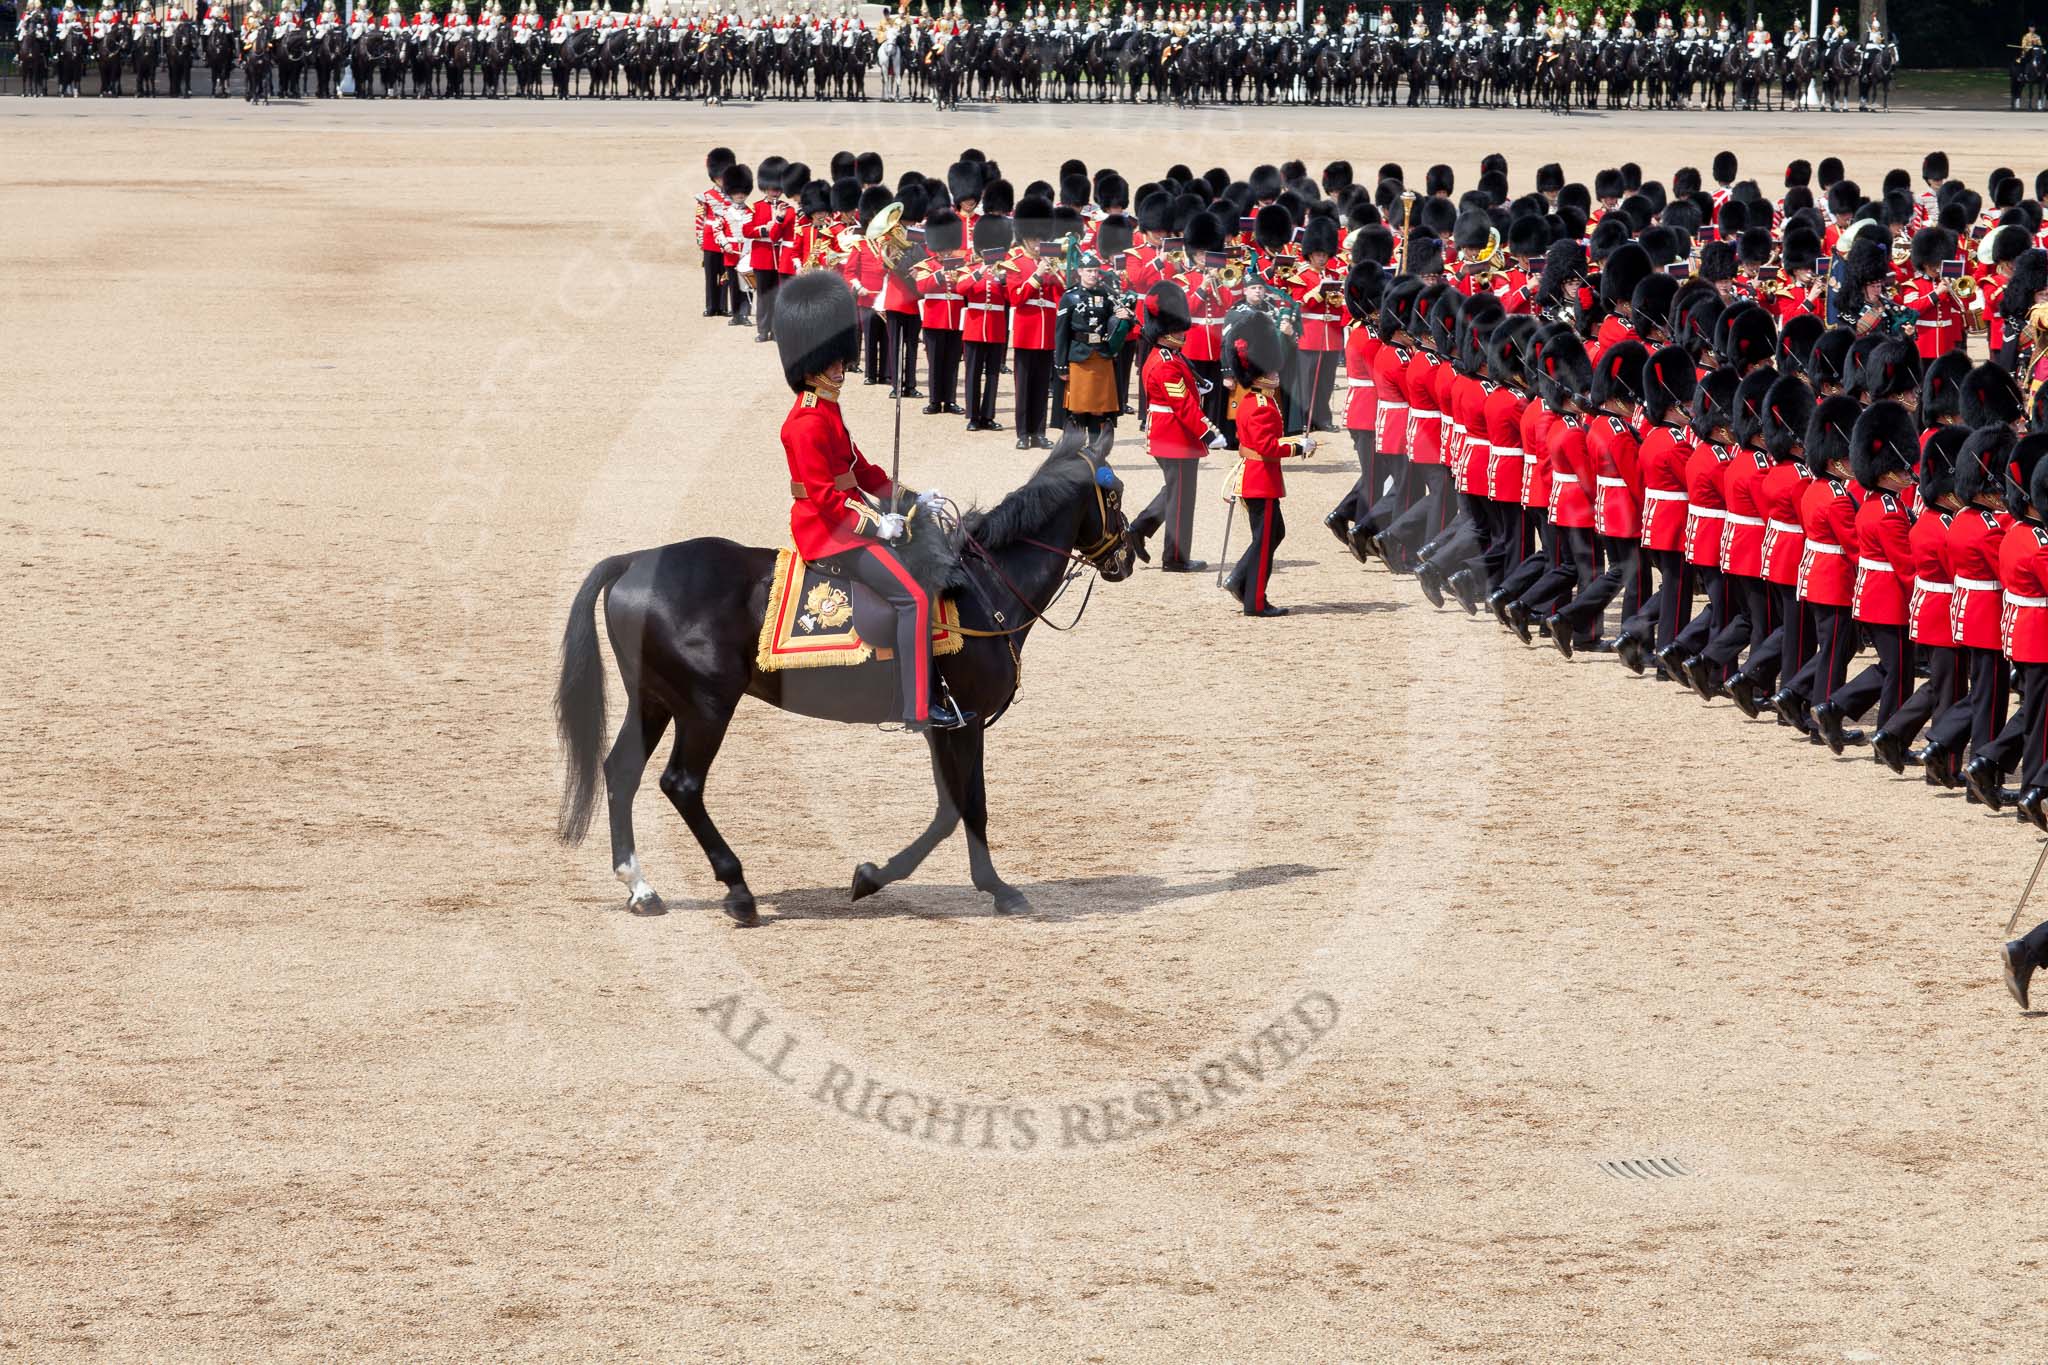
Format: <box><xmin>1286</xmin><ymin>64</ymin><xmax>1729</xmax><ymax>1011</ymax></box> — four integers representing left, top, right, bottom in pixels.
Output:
<box><xmin>1215</xmin><ymin>257</ymin><xmax>1247</xmax><ymax>288</ymax></box>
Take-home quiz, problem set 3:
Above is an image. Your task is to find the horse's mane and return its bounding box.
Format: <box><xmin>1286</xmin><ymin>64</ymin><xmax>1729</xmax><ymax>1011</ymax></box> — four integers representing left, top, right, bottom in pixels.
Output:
<box><xmin>960</xmin><ymin>431</ymin><xmax>1100</xmax><ymax>555</ymax></box>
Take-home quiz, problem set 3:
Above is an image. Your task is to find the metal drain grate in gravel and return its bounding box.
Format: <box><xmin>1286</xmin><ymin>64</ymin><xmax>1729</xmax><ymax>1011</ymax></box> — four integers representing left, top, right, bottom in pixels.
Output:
<box><xmin>1596</xmin><ymin>1157</ymin><xmax>1691</xmax><ymax>1180</ymax></box>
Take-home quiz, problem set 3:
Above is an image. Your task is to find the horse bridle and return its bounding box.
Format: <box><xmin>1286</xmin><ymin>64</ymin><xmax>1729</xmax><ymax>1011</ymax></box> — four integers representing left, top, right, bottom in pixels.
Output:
<box><xmin>954</xmin><ymin>445</ymin><xmax>1131</xmax><ymax>639</ymax></box>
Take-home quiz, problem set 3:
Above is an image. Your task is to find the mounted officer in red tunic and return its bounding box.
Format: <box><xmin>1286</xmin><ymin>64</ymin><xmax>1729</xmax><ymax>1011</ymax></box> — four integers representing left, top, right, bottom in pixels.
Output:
<box><xmin>776</xmin><ymin>270</ymin><xmax>970</xmax><ymax>732</ymax></box>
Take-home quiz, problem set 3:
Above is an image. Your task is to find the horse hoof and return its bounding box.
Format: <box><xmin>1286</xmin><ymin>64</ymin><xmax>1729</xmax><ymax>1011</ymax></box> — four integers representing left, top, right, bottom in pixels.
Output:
<box><xmin>991</xmin><ymin>886</ymin><xmax>1031</xmax><ymax>916</ymax></box>
<box><xmin>723</xmin><ymin>887</ymin><xmax>758</xmax><ymax>927</ymax></box>
<box><xmin>629</xmin><ymin>891</ymin><xmax>668</xmax><ymax>916</ymax></box>
<box><xmin>850</xmin><ymin>862</ymin><xmax>885</xmax><ymax>902</ymax></box>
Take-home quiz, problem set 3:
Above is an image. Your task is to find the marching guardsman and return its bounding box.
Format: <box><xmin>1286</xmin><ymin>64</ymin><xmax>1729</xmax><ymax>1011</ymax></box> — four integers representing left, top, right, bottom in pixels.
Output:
<box><xmin>1929</xmin><ymin>419</ymin><xmax>2019</xmax><ymax>795</ymax></box>
<box><xmin>1289</xmin><ymin>216</ymin><xmax>1345</xmax><ymax>432</ymax></box>
<box><xmin>1226</xmin><ymin>309</ymin><xmax>1313</xmax><ymax>617</ymax></box>
<box><xmin>1055</xmin><ymin>248</ymin><xmax>1135</xmax><ymax>439</ymax></box>
<box><xmin>913</xmin><ymin>208</ymin><xmax>969</xmax><ymax>416</ymax></box>
<box><xmin>775</xmin><ymin>271</ymin><xmax>966</xmax><ymax>733</ymax></box>
<box><xmin>1131</xmin><ymin>280</ymin><xmax>1228</xmax><ymax>572</ymax></box>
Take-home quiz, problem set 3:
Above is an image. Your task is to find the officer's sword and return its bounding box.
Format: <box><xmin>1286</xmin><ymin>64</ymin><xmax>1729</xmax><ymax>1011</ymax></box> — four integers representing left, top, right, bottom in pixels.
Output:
<box><xmin>2005</xmin><ymin>837</ymin><xmax>2048</xmax><ymax>937</ymax></box>
<box><xmin>1214</xmin><ymin>459</ymin><xmax>1241</xmax><ymax>590</ymax></box>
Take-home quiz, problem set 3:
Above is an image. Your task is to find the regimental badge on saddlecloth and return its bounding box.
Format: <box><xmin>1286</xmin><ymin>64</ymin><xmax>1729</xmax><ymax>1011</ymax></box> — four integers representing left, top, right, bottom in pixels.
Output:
<box><xmin>799</xmin><ymin>581</ymin><xmax>854</xmax><ymax>632</ymax></box>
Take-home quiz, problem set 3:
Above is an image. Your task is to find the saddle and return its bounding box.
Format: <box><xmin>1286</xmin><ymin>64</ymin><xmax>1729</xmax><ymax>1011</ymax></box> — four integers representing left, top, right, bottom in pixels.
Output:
<box><xmin>756</xmin><ymin>548</ymin><xmax>966</xmax><ymax>673</ymax></box>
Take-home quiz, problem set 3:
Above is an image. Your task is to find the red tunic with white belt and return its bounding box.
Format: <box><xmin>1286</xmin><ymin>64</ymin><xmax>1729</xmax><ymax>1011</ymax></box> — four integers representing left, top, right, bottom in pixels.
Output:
<box><xmin>1546</xmin><ymin>415</ymin><xmax>1597</xmax><ymax>530</ymax></box>
<box><xmin>784</xmin><ymin>389</ymin><xmax>898</xmax><ymax>561</ymax></box>
<box><xmin>1795</xmin><ymin>477</ymin><xmax>1860</xmax><ymax>606</ymax></box>
<box><xmin>1344</xmin><ymin>326</ymin><xmax>1379</xmax><ymax>433</ymax></box>
<box><xmin>1519</xmin><ymin>399</ymin><xmax>1554</xmax><ymax>509</ymax></box>
<box><xmin>1183</xmin><ymin>278</ymin><xmax>1236</xmax><ymax>365</ymax></box>
<box><xmin>1453</xmin><ymin>375</ymin><xmax>1493</xmax><ymax>495</ymax></box>
<box><xmin>1760</xmin><ymin>461</ymin><xmax>1813</xmax><ymax>589</ymax></box>
<box><xmin>1291</xmin><ymin>267</ymin><xmax>1345</xmax><ymax>355</ymax></box>
<box><xmin>1722</xmin><ymin>450</ymin><xmax>1774</xmax><ymax>579</ymax></box>
<box><xmin>1949</xmin><ymin>507</ymin><xmax>2011</xmax><ymax>649</ymax></box>
<box><xmin>1909</xmin><ymin>509</ymin><xmax>1957</xmax><ymax>646</ymax></box>
<box><xmin>744</xmin><ymin>197</ymin><xmax>792</xmax><ymax>273</ymax></box>
<box><xmin>1005</xmin><ymin>253</ymin><xmax>1063</xmax><ymax>350</ymax></box>
<box><xmin>960</xmin><ymin>263</ymin><xmax>1009</xmax><ymax>345</ymax></box>
<box><xmin>1372</xmin><ymin>343</ymin><xmax>1410</xmax><ymax>454</ymax></box>
<box><xmin>1588</xmin><ymin>413</ymin><xmax>1643</xmax><ymax>541</ymax></box>
<box><xmin>1637</xmin><ymin>423</ymin><xmax>1692</xmax><ymax>552</ymax></box>
<box><xmin>1235</xmin><ymin>386</ymin><xmax>1299</xmax><ymax>498</ymax></box>
<box><xmin>2001</xmin><ymin>522</ymin><xmax>2048</xmax><ymax>663</ymax></box>
<box><xmin>1683</xmin><ymin>440</ymin><xmax>1734</xmax><ymax>568</ymax></box>
<box><xmin>1406</xmin><ymin>350</ymin><xmax>1443</xmax><ymax>466</ymax></box>
<box><xmin>1852</xmin><ymin>490</ymin><xmax>1916</xmax><ymax>625</ymax></box>
<box><xmin>1483</xmin><ymin>385</ymin><xmax>1527</xmax><ymax>503</ymax></box>
<box><xmin>1898</xmin><ymin>275</ymin><xmax>1968</xmax><ymax>361</ymax></box>
<box><xmin>1142</xmin><ymin>346</ymin><xmax>1214</xmax><ymax>460</ymax></box>
<box><xmin>913</xmin><ymin>256</ymin><xmax>966</xmax><ymax>331</ymax></box>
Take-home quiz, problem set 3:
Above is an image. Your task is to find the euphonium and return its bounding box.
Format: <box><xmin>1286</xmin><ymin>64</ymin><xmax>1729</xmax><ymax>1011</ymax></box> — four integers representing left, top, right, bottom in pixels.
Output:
<box><xmin>865</xmin><ymin>200</ymin><xmax>914</xmax><ymax>270</ymax></box>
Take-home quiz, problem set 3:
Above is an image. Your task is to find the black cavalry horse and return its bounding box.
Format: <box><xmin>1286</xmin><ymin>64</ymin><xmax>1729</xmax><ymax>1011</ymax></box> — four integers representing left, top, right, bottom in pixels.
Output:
<box><xmin>555</xmin><ymin>432</ymin><xmax>1135</xmax><ymax>924</ymax></box>
<box><xmin>19</xmin><ymin>9</ymin><xmax>54</xmax><ymax>94</ymax></box>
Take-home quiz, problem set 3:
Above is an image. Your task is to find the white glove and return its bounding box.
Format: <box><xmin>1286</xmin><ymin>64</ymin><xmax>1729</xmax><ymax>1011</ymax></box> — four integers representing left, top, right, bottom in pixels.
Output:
<box><xmin>1302</xmin><ymin>435</ymin><xmax>1319</xmax><ymax>457</ymax></box>
<box><xmin>1206</xmin><ymin>431</ymin><xmax>1229</xmax><ymax>449</ymax></box>
<box><xmin>916</xmin><ymin>488</ymin><xmax>944</xmax><ymax>512</ymax></box>
<box><xmin>877</xmin><ymin>513</ymin><xmax>907</xmax><ymax>541</ymax></box>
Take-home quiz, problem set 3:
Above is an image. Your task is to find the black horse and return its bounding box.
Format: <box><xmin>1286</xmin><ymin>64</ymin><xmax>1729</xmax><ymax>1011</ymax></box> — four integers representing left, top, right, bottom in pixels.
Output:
<box><xmin>166</xmin><ymin>17</ymin><xmax>197</xmax><ymax>94</ymax></box>
<box><xmin>131</xmin><ymin>17</ymin><xmax>163</xmax><ymax>94</ymax></box>
<box><xmin>19</xmin><ymin>9</ymin><xmax>53</xmax><ymax>94</ymax></box>
<box><xmin>243</xmin><ymin>19</ymin><xmax>273</xmax><ymax>102</ymax></box>
<box><xmin>554</xmin><ymin>433</ymin><xmax>1134</xmax><ymax>924</ymax></box>
<box><xmin>311</xmin><ymin>22</ymin><xmax>344</xmax><ymax>96</ymax></box>
<box><xmin>96</xmin><ymin>16</ymin><xmax>130</xmax><ymax>95</ymax></box>
<box><xmin>274</xmin><ymin>21</ymin><xmax>309</xmax><ymax>96</ymax></box>
<box><xmin>203</xmin><ymin>22</ymin><xmax>234</xmax><ymax>93</ymax></box>
<box><xmin>2017</xmin><ymin>44</ymin><xmax>2048</xmax><ymax>112</ymax></box>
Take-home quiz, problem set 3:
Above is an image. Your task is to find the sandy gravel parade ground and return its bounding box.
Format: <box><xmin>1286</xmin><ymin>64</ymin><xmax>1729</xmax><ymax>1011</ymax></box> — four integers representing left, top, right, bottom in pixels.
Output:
<box><xmin>9</xmin><ymin>96</ymin><xmax>2048</xmax><ymax>1359</ymax></box>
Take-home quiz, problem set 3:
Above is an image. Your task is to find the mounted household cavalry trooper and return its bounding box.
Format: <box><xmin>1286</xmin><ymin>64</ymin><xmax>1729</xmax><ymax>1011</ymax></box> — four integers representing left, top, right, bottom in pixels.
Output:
<box><xmin>777</xmin><ymin>272</ymin><xmax>970</xmax><ymax>733</ymax></box>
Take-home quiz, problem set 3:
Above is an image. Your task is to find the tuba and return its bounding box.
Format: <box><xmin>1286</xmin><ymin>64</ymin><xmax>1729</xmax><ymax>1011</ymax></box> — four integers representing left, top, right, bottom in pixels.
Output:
<box><xmin>865</xmin><ymin>200</ymin><xmax>914</xmax><ymax>270</ymax></box>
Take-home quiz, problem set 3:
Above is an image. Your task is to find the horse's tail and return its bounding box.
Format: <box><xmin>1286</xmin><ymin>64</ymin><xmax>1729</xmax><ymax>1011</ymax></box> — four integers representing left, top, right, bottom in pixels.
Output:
<box><xmin>555</xmin><ymin>552</ymin><xmax>635</xmax><ymax>845</ymax></box>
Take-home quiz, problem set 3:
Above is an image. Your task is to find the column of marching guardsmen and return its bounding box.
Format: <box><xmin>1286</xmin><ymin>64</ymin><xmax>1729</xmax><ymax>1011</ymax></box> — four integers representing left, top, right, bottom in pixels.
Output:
<box><xmin>692</xmin><ymin>141</ymin><xmax>2048</xmax><ymax>778</ymax></box>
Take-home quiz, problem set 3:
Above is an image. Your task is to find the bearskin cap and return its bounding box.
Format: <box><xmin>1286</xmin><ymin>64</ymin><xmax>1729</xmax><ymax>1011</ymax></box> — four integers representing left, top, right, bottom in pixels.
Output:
<box><xmin>1247</xmin><ymin>163</ymin><xmax>1284</xmax><ymax>202</ymax></box>
<box><xmin>1321</xmin><ymin>159</ymin><xmax>1355</xmax><ymax>194</ymax></box>
<box><xmin>1724</xmin><ymin>305</ymin><xmax>1777</xmax><ymax>372</ymax></box>
<box><xmin>798</xmin><ymin>180</ymin><xmax>832</xmax><ymax>218</ymax></box>
<box><xmin>1536</xmin><ymin>330</ymin><xmax>1593</xmax><ymax>410</ymax></box>
<box><xmin>1816</xmin><ymin>155</ymin><xmax>1844</xmax><ymax>188</ymax></box>
<box><xmin>922</xmin><ymin>208</ymin><xmax>964</xmax><ymax>255</ymax></box>
<box><xmin>756</xmin><ymin>155</ymin><xmax>787</xmax><ymax>192</ymax></box>
<box><xmin>706</xmin><ymin>146</ymin><xmax>736</xmax><ymax>179</ymax></box>
<box><xmin>1096</xmin><ymin>173</ymin><xmax>1130</xmax><ymax>212</ymax></box>
<box><xmin>2023</xmin><ymin>435</ymin><xmax>2048</xmax><ymax>518</ymax></box>
<box><xmin>1956</xmin><ymin>426</ymin><xmax>2019</xmax><ymax>505</ymax></box>
<box><xmin>971</xmin><ymin>214</ymin><xmax>1013</xmax><ymax>254</ymax></box>
<box><xmin>1784</xmin><ymin>158</ymin><xmax>1812</xmax><ymax>189</ymax></box>
<box><xmin>1767</xmin><ymin>373</ymin><xmax>1818</xmax><ymax>462</ymax></box>
<box><xmin>1731</xmin><ymin>227</ymin><xmax>1769</xmax><ymax>269</ymax></box>
<box><xmin>1779</xmin><ymin>226</ymin><xmax>1821</xmax><ymax>276</ymax></box>
<box><xmin>1732</xmin><ymin>366</ymin><xmax>1780</xmax><ymax>449</ymax></box>
<box><xmin>1591</xmin><ymin>339</ymin><xmax>1648</xmax><ymax>410</ymax></box>
<box><xmin>1414</xmin><ymin>196</ymin><xmax>1454</xmax><ymax>240</ymax></box>
<box><xmin>1350</xmin><ymin>223</ymin><xmax>1396</xmax><ymax>268</ymax></box>
<box><xmin>1698</xmin><ymin>240</ymin><xmax>1737</xmax><ymax>284</ymax></box>
<box><xmin>1861</xmin><ymin>338</ymin><xmax>1923</xmax><ymax>402</ymax></box>
<box><xmin>1144</xmin><ymin>278</ymin><xmax>1192</xmax><ymax>342</ymax></box>
<box><xmin>2005</xmin><ymin>428</ymin><xmax>2045</xmax><ymax>517</ymax></box>
<box><xmin>853</xmin><ymin>184</ymin><xmax>892</xmax><ymax>230</ymax></box>
<box><xmin>1536</xmin><ymin>238</ymin><xmax>1586</xmax><ymax>307</ymax></box>
<box><xmin>1302</xmin><ymin>215</ymin><xmax>1341</xmax><ymax>261</ymax></box>
<box><xmin>1419</xmin><ymin>284</ymin><xmax>1460</xmax><ymax>355</ymax></box>
<box><xmin>1776</xmin><ymin>314</ymin><xmax>1824</xmax><ymax>377</ymax></box>
<box><xmin>1998</xmin><ymin>175</ymin><xmax>2027</xmax><ymax>209</ymax></box>
<box><xmin>1477</xmin><ymin>170</ymin><xmax>1511</xmax><ymax>205</ymax></box>
<box><xmin>1919</xmin><ymin>426</ymin><xmax>1968</xmax><ymax>505</ymax></box>
<box><xmin>1534</xmin><ymin>162</ymin><xmax>1564</xmax><ymax>194</ymax></box>
<box><xmin>1227</xmin><ymin>307</ymin><xmax>1285</xmax><ymax>386</ymax></box>
<box><xmin>1692</xmin><ymin>366</ymin><xmax>1741</xmax><ymax>435</ymax></box>
<box><xmin>1407</xmin><ymin>233</ymin><xmax>1446</xmax><ymax>278</ymax></box>
<box><xmin>1965</xmin><ymin>362</ymin><xmax>2026</xmax><ymax>429</ymax></box>
<box><xmin>1642</xmin><ymin>344</ymin><xmax>1697</xmax><ymax>422</ymax></box>
<box><xmin>1507</xmin><ymin>214</ymin><xmax>1550</xmax><ymax>260</ymax></box>
<box><xmin>1826</xmin><ymin>179</ymin><xmax>1862</xmax><ymax>218</ymax></box>
<box><xmin>1715</xmin><ymin>197</ymin><xmax>1748</xmax><ymax>240</ymax></box>
<box><xmin>1672</xmin><ymin>166</ymin><xmax>1703</xmax><ymax>198</ymax></box>
<box><xmin>983</xmin><ymin>178</ymin><xmax>1017</xmax><ymax>217</ymax></box>
<box><xmin>1631</xmin><ymin>273</ymin><xmax>1681</xmax><ymax>337</ymax></box>
<box><xmin>828</xmin><ymin>150</ymin><xmax>856</xmax><ymax>183</ymax></box>
<box><xmin>1453</xmin><ymin>206</ymin><xmax>1494</xmax><ymax>252</ymax></box>
<box><xmin>1909</xmin><ymin>225</ymin><xmax>1957</xmax><ymax>272</ymax></box>
<box><xmin>1633</xmin><ymin>225</ymin><xmax>1680</xmax><ymax>269</ymax></box>
<box><xmin>1592</xmin><ymin>243</ymin><xmax>1646</xmax><ymax>313</ymax></box>
<box><xmin>943</xmin><ymin>161</ymin><xmax>981</xmax><ymax>206</ymax></box>
<box><xmin>719</xmin><ymin>162</ymin><xmax>753</xmax><ymax>197</ymax></box>
<box><xmin>1135</xmin><ymin>190</ymin><xmax>1172</xmax><ymax>236</ymax></box>
<box><xmin>1795</xmin><ymin>390</ymin><xmax>1851</xmax><ymax>474</ymax></box>
<box><xmin>1487</xmin><ymin>314</ymin><xmax>1536</xmax><ymax>386</ymax></box>
<box><xmin>1092</xmin><ymin>213</ymin><xmax>1133</xmax><ymax>259</ymax></box>
<box><xmin>1682</xmin><ymin>297</ymin><xmax>1725</xmax><ymax>360</ymax></box>
<box><xmin>830</xmin><ymin>176</ymin><xmax>862</xmax><ymax>215</ymax></box>
<box><xmin>1253</xmin><ymin>203</ymin><xmax>1293</xmax><ymax>253</ymax></box>
<box><xmin>1593</xmin><ymin>168</ymin><xmax>1624</xmax><ymax>201</ymax></box>
<box><xmin>1919</xmin><ymin>350</ymin><xmax>1971</xmax><ymax>424</ymax></box>
<box><xmin>1918</xmin><ymin>149</ymin><xmax>1948</xmax><ymax>183</ymax></box>
<box><xmin>1879</xmin><ymin>165</ymin><xmax>1911</xmax><ymax>198</ymax></box>
<box><xmin>1183</xmin><ymin>209</ymin><xmax>1227</xmax><ymax>254</ymax></box>
<box><xmin>1455</xmin><ymin>293</ymin><xmax>1506</xmax><ymax>376</ymax></box>
<box><xmin>1057</xmin><ymin>173</ymin><xmax>1091</xmax><ymax>209</ymax></box>
<box><xmin>775</xmin><ymin>271</ymin><xmax>859</xmax><ymax>394</ymax></box>
<box><xmin>1834</xmin><ymin>236</ymin><xmax>1891</xmax><ymax>307</ymax></box>
<box><xmin>2002</xmin><ymin>249</ymin><xmax>2048</xmax><ymax>324</ymax></box>
<box><xmin>1710</xmin><ymin>150</ymin><xmax>1738</xmax><ymax>185</ymax></box>
<box><xmin>1378</xmin><ymin>274</ymin><xmax>1426</xmax><ymax>341</ymax></box>
<box><xmin>1346</xmin><ymin>260</ymin><xmax>1386</xmax><ymax>324</ymax></box>
<box><xmin>1588</xmin><ymin>215</ymin><xmax>1630</xmax><ymax>262</ymax></box>
<box><xmin>1849</xmin><ymin>400</ymin><xmax>1919</xmax><ymax>491</ymax></box>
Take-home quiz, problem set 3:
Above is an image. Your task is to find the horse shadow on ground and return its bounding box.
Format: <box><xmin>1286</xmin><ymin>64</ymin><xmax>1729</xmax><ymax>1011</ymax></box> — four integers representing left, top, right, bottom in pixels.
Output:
<box><xmin>651</xmin><ymin>861</ymin><xmax>1333</xmax><ymax>925</ymax></box>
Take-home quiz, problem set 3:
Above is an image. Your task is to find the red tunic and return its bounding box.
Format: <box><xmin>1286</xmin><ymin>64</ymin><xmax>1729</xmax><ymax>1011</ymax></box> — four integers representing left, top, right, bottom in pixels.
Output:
<box><xmin>783</xmin><ymin>391</ymin><xmax>896</xmax><ymax>561</ymax></box>
<box><xmin>1235</xmin><ymin>387</ymin><xmax>1296</xmax><ymax>498</ymax></box>
<box><xmin>743</xmin><ymin>197</ymin><xmax>791</xmax><ymax>273</ymax></box>
<box><xmin>1722</xmin><ymin>450</ymin><xmax>1773</xmax><ymax>578</ymax></box>
<box><xmin>1795</xmin><ymin>478</ymin><xmax>1859</xmax><ymax>607</ymax></box>
<box><xmin>1344</xmin><ymin>327</ymin><xmax>1380</xmax><ymax>432</ymax></box>
<box><xmin>1590</xmin><ymin>313</ymin><xmax>1635</xmax><ymax>365</ymax></box>
<box><xmin>1898</xmin><ymin>275</ymin><xmax>1968</xmax><ymax>361</ymax></box>
<box><xmin>2001</xmin><ymin>523</ymin><xmax>2048</xmax><ymax>663</ymax></box>
<box><xmin>1588</xmin><ymin>414</ymin><xmax>1643</xmax><ymax>540</ymax></box>
<box><xmin>1949</xmin><ymin>507</ymin><xmax>2011</xmax><ymax>650</ymax></box>
<box><xmin>1519</xmin><ymin>401</ymin><xmax>1554</xmax><ymax>508</ymax></box>
<box><xmin>1405</xmin><ymin>351</ymin><xmax>1443</xmax><ymax>466</ymax></box>
<box><xmin>1290</xmin><ymin>266</ymin><xmax>1345</xmax><ymax>352</ymax></box>
<box><xmin>1454</xmin><ymin>376</ymin><xmax>1493</xmax><ymax>495</ymax></box>
<box><xmin>1005</xmin><ymin>254</ymin><xmax>1063</xmax><ymax>350</ymax></box>
<box><xmin>1852</xmin><ymin>490</ymin><xmax>1916</xmax><ymax>625</ymax></box>
<box><xmin>1142</xmin><ymin>347</ymin><xmax>1212</xmax><ymax>460</ymax></box>
<box><xmin>1637</xmin><ymin>425</ymin><xmax>1691</xmax><ymax>552</ymax></box>
<box><xmin>842</xmin><ymin>239</ymin><xmax>886</xmax><ymax>312</ymax></box>
<box><xmin>1183</xmin><ymin>277</ymin><xmax>1236</xmax><ymax>365</ymax></box>
<box><xmin>960</xmin><ymin>264</ymin><xmax>1009</xmax><ymax>345</ymax></box>
<box><xmin>1372</xmin><ymin>343</ymin><xmax>1410</xmax><ymax>454</ymax></box>
<box><xmin>1909</xmin><ymin>509</ymin><xmax>1957</xmax><ymax>646</ymax></box>
<box><xmin>914</xmin><ymin>256</ymin><xmax>966</xmax><ymax>331</ymax></box>
<box><xmin>697</xmin><ymin>185</ymin><xmax>730</xmax><ymax>255</ymax></box>
<box><xmin>1483</xmin><ymin>386</ymin><xmax>1527</xmax><ymax>503</ymax></box>
<box><xmin>1760</xmin><ymin>462</ymin><xmax>1812</xmax><ymax>588</ymax></box>
<box><xmin>1546</xmin><ymin>416</ymin><xmax>1596</xmax><ymax>530</ymax></box>
<box><xmin>1683</xmin><ymin>440</ymin><xmax>1734</xmax><ymax>568</ymax></box>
